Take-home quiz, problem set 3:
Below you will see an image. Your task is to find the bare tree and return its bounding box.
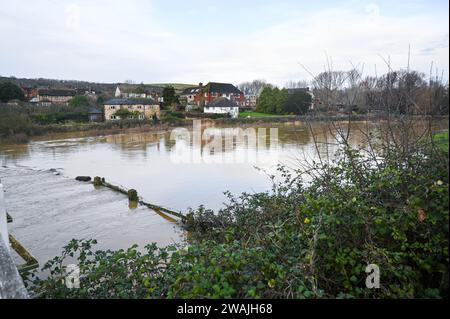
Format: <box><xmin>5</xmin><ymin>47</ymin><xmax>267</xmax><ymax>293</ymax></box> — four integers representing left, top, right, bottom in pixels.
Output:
<box><xmin>238</xmin><ymin>80</ymin><xmax>273</xmax><ymax>96</ymax></box>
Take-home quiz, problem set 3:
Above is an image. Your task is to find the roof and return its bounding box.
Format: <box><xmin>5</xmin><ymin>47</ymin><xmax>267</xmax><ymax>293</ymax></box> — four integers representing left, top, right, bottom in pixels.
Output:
<box><xmin>89</xmin><ymin>107</ymin><xmax>102</xmax><ymax>114</ymax></box>
<box><xmin>207</xmin><ymin>97</ymin><xmax>238</xmax><ymax>108</ymax></box>
<box><xmin>104</xmin><ymin>98</ymin><xmax>158</xmax><ymax>105</ymax></box>
<box><xmin>116</xmin><ymin>85</ymin><xmax>163</xmax><ymax>94</ymax></box>
<box><xmin>37</xmin><ymin>89</ymin><xmax>76</xmax><ymax>97</ymax></box>
<box><xmin>180</xmin><ymin>87</ymin><xmax>200</xmax><ymax>95</ymax></box>
<box><xmin>204</xmin><ymin>82</ymin><xmax>243</xmax><ymax>95</ymax></box>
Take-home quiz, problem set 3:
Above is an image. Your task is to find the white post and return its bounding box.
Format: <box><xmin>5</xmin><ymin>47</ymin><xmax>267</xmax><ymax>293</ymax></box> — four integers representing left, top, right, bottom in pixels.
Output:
<box><xmin>0</xmin><ymin>183</ymin><xmax>9</xmax><ymax>249</ymax></box>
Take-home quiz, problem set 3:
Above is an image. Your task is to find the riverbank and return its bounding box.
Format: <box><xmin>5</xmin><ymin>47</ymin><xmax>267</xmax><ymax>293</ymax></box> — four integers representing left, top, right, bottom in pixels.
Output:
<box><xmin>1</xmin><ymin>113</ymin><xmax>448</xmax><ymax>145</ymax></box>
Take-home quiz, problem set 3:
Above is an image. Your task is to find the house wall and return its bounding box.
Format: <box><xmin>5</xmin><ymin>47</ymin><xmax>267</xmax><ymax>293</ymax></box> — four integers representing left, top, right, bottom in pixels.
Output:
<box><xmin>180</xmin><ymin>94</ymin><xmax>196</xmax><ymax>104</ymax></box>
<box><xmin>37</xmin><ymin>94</ymin><xmax>73</xmax><ymax>105</ymax></box>
<box><xmin>245</xmin><ymin>95</ymin><xmax>258</xmax><ymax>108</ymax></box>
<box><xmin>104</xmin><ymin>104</ymin><xmax>160</xmax><ymax>121</ymax></box>
<box><xmin>194</xmin><ymin>93</ymin><xmax>246</xmax><ymax>107</ymax></box>
<box><xmin>89</xmin><ymin>114</ymin><xmax>103</xmax><ymax>122</ymax></box>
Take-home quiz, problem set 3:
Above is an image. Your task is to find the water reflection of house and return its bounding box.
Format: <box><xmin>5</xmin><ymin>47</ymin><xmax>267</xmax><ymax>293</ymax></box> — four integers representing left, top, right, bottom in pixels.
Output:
<box><xmin>104</xmin><ymin>98</ymin><xmax>160</xmax><ymax>121</ymax></box>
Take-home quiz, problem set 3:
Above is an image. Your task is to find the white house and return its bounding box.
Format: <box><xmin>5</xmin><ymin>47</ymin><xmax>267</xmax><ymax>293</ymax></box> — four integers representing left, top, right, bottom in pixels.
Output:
<box><xmin>204</xmin><ymin>97</ymin><xmax>239</xmax><ymax>118</ymax></box>
<box><xmin>115</xmin><ymin>86</ymin><xmax>122</xmax><ymax>98</ymax></box>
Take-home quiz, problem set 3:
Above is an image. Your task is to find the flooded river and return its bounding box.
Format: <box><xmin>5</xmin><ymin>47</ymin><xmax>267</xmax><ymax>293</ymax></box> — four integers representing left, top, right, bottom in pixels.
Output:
<box><xmin>0</xmin><ymin>120</ymin><xmax>447</xmax><ymax>263</ymax></box>
<box><xmin>1</xmin><ymin>121</ymin><xmax>353</xmax><ymax>212</ymax></box>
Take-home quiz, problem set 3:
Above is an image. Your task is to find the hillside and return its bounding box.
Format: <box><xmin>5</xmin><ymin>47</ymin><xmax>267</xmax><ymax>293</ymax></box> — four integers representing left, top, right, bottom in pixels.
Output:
<box><xmin>0</xmin><ymin>76</ymin><xmax>194</xmax><ymax>95</ymax></box>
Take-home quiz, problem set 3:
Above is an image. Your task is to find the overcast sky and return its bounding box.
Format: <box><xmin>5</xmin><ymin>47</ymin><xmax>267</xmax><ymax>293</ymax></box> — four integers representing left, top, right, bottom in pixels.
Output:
<box><xmin>0</xmin><ymin>0</ymin><xmax>448</xmax><ymax>86</ymax></box>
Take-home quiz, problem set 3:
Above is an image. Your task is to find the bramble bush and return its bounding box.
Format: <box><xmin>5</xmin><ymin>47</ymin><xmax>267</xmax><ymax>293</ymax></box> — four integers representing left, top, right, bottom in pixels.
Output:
<box><xmin>23</xmin><ymin>125</ymin><xmax>449</xmax><ymax>299</ymax></box>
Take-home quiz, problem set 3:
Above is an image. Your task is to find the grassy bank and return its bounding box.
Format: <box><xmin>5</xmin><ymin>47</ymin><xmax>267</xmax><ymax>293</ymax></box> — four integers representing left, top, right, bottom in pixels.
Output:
<box><xmin>434</xmin><ymin>131</ymin><xmax>449</xmax><ymax>152</ymax></box>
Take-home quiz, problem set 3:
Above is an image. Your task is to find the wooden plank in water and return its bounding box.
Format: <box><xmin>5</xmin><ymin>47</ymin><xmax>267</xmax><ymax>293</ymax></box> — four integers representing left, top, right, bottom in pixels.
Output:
<box><xmin>9</xmin><ymin>234</ymin><xmax>39</xmax><ymax>272</ymax></box>
<box><xmin>75</xmin><ymin>176</ymin><xmax>187</xmax><ymax>221</ymax></box>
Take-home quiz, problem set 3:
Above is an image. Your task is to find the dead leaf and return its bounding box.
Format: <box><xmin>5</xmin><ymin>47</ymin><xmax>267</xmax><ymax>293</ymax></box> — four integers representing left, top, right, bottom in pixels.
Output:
<box><xmin>417</xmin><ymin>209</ymin><xmax>426</xmax><ymax>223</ymax></box>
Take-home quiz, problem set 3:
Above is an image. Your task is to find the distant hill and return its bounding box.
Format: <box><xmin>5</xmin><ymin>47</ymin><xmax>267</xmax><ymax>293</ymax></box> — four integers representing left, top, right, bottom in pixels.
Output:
<box><xmin>150</xmin><ymin>83</ymin><xmax>196</xmax><ymax>94</ymax></box>
<box><xmin>0</xmin><ymin>76</ymin><xmax>195</xmax><ymax>95</ymax></box>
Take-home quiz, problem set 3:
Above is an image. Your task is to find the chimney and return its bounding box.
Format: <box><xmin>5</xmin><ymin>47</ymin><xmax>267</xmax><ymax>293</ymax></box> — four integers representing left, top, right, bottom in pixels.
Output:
<box><xmin>199</xmin><ymin>82</ymin><xmax>205</xmax><ymax>110</ymax></box>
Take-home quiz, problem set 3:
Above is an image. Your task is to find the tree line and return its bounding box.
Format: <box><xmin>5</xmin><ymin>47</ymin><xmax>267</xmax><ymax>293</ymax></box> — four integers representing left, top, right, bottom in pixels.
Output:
<box><xmin>256</xmin><ymin>87</ymin><xmax>312</xmax><ymax>115</ymax></box>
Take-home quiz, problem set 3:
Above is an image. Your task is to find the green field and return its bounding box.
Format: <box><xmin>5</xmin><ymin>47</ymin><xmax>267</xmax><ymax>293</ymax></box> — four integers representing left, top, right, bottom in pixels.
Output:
<box><xmin>150</xmin><ymin>83</ymin><xmax>196</xmax><ymax>94</ymax></box>
<box><xmin>434</xmin><ymin>131</ymin><xmax>449</xmax><ymax>152</ymax></box>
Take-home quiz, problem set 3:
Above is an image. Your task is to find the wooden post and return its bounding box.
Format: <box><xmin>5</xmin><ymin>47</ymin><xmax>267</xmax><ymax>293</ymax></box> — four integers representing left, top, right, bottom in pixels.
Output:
<box><xmin>93</xmin><ymin>176</ymin><xmax>102</xmax><ymax>186</ymax></box>
<box><xmin>9</xmin><ymin>234</ymin><xmax>38</xmax><ymax>271</ymax></box>
<box><xmin>128</xmin><ymin>189</ymin><xmax>138</xmax><ymax>202</ymax></box>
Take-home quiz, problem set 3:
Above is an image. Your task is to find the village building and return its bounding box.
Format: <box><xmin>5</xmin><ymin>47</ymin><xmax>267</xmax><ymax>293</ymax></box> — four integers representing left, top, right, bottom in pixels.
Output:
<box><xmin>37</xmin><ymin>89</ymin><xmax>76</xmax><ymax>106</ymax></box>
<box><xmin>20</xmin><ymin>86</ymin><xmax>38</xmax><ymax>101</ymax></box>
<box><xmin>204</xmin><ymin>97</ymin><xmax>240</xmax><ymax>118</ymax></box>
<box><xmin>114</xmin><ymin>85</ymin><xmax>161</xmax><ymax>101</ymax></box>
<box><xmin>196</xmin><ymin>82</ymin><xmax>245</xmax><ymax>107</ymax></box>
<box><xmin>103</xmin><ymin>98</ymin><xmax>160</xmax><ymax>121</ymax></box>
<box><xmin>88</xmin><ymin>107</ymin><xmax>103</xmax><ymax>122</ymax></box>
<box><xmin>179</xmin><ymin>87</ymin><xmax>201</xmax><ymax>106</ymax></box>
<box><xmin>244</xmin><ymin>94</ymin><xmax>258</xmax><ymax>109</ymax></box>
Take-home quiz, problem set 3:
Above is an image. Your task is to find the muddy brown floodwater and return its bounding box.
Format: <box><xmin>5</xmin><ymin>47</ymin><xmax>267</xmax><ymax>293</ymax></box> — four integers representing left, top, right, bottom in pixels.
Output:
<box><xmin>0</xmin><ymin>120</ymin><xmax>447</xmax><ymax>263</ymax></box>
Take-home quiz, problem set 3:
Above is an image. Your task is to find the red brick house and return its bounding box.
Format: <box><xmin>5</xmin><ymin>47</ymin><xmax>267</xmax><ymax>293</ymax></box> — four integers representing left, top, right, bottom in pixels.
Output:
<box><xmin>191</xmin><ymin>82</ymin><xmax>245</xmax><ymax>107</ymax></box>
<box><xmin>20</xmin><ymin>86</ymin><xmax>38</xmax><ymax>101</ymax></box>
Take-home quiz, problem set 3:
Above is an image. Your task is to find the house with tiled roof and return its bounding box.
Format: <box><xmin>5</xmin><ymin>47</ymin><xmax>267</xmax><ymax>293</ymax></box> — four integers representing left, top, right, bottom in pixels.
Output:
<box><xmin>179</xmin><ymin>86</ymin><xmax>201</xmax><ymax>105</ymax></box>
<box><xmin>198</xmin><ymin>82</ymin><xmax>245</xmax><ymax>107</ymax></box>
<box><xmin>114</xmin><ymin>85</ymin><xmax>162</xmax><ymax>101</ymax></box>
<box><xmin>37</xmin><ymin>88</ymin><xmax>76</xmax><ymax>106</ymax></box>
<box><xmin>104</xmin><ymin>98</ymin><xmax>160</xmax><ymax>121</ymax></box>
<box><xmin>179</xmin><ymin>82</ymin><xmax>245</xmax><ymax>109</ymax></box>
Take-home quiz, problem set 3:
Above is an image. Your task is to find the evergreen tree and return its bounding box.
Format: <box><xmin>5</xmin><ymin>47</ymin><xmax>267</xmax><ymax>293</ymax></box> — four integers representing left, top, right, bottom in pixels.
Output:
<box><xmin>0</xmin><ymin>82</ymin><xmax>25</xmax><ymax>102</ymax></box>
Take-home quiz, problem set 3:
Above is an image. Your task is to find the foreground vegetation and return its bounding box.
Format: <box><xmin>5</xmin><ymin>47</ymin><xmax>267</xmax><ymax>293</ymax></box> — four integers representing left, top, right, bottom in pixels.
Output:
<box><xmin>23</xmin><ymin>122</ymin><xmax>449</xmax><ymax>299</ymax></box>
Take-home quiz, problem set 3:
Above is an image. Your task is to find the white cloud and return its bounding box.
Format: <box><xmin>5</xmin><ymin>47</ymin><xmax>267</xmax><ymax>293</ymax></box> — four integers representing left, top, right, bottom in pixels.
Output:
<box><xmin>0</xmin><ymin>1</ymin><xmax>448</xmax><ymax>85</ymax></box>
